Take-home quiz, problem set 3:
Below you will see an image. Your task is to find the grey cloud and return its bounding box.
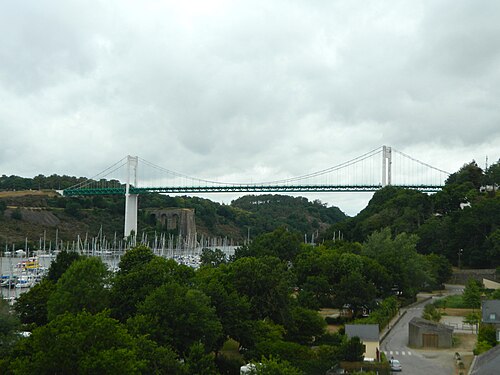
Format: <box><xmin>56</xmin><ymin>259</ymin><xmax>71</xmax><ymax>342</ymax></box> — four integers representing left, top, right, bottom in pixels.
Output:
<box><xmin>0</xmin><ymin>0</ymin><xmax>499</xmax><ymax>214</ymax></box>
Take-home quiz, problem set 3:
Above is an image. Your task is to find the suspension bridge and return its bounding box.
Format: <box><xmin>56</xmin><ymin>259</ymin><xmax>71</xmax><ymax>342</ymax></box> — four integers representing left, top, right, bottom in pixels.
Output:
<box><xmin>62</xmin><ymin>146</ymin><xmax>450</xmax><ymax>237</ymax></box>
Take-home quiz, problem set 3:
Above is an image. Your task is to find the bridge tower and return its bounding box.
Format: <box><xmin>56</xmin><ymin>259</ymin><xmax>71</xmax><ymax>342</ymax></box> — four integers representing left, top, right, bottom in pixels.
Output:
<box><xmin>124</xmin><ymin>155</ymin><xmax>139</xmax><ymax>239</ymax></box>
<box><xmin>382</xmin><ymin>146</ymin><xmax>392</xmax><ymax>187</ymax></box>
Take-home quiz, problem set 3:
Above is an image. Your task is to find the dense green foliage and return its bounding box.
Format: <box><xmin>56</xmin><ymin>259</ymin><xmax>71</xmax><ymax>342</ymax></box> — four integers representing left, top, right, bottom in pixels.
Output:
<box><xmin>1</xmin><ymin>187</ymin><xmax>345</xmax><ymax>246</ymax></box>
<box><xmin>10</xmin><ymin>311</ymin><xmax>145</xmax><ymax>374</ymax></box>
<box><xmin>2</xmin><ymin>225</ymin><xmax>442</xmax><ymax>374</ymax></box>
<box><xmin>0</xmin><ymin>174</ymin><xmax>88</xmax><ymax>191</ymax></box>
<box><xmin>231</xmin><ymin>195</ymin><xmax>346</xmax><ymax>236</ymax></box>
<box><xmin>0</xmin><ymin>300</ymin><xmax>20</xmax><ymax>357</ymax></box>
<box><xmin>1</xmin><ymin>158</ymin><xmax>498</xmax><ymax>373</ymax></box>
<box><xmin>326</xmin><ymin>159</ymin><xmax>500</xmax><ymax>268</ymax></box>
<box><xmin>46</xmin><ymin>250</ymin><xmax>81</xmax><ymax>282</ymax></box>
<box><xmin>14</xmin><ymin>279</ymin><xmax>55</xmax><ymax>327</ymax></box>
<box><xmin>462</xmin><ymin>279</ymin><xmax>482</xmax><ymax>309</ymax></box>
<box><xmin>47</xmin><ymin>257</ymin><xmax>111</xmax><ymax>320</ymax></box>
<box><xmin>474</xmin><ymin>324</ymin><xmax>498</xmax><ymax>355</ymax></box>
<box><xmin>139</xmin><ymin>193</ymin><xmax>346</xmax><ymax>240</ymax></box>
<box><xmin>422</xmin><ymin>304</ymin><xmax>441</xmax><ymax>322</ymax></box>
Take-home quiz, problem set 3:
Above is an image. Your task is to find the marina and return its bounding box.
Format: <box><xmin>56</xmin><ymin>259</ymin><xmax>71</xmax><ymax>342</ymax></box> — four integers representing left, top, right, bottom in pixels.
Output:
<box><xmin>1</xmin><ymin>233</ymin><xmax>239</xmax><ymax>303</ymax></box>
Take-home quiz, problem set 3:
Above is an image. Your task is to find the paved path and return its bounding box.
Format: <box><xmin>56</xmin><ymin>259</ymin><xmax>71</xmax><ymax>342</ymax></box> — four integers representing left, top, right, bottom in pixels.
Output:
<box><xmin>380</xmin><ymin>285</ymin><xmax>466</xmax><ymax>374</ymax></box>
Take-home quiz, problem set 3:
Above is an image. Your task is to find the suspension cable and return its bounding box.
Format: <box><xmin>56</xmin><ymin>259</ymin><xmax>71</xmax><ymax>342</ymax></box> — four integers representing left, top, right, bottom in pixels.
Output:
<box><xmin>66</xmin><ymin>157</ymin><xmax>128</xmax><ymax>189</ymax></box>
<box><xmin>139</xmin><ymin>146</ymin><xmax>383</xmax><ymax>186</ymax></box>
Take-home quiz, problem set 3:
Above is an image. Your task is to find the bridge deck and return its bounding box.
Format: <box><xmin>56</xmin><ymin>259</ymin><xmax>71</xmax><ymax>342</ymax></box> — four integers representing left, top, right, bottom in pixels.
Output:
<box><xmin>63</xmin><ymin>184</ymin><xmax>444</xmax><ymax>196</ymax></box>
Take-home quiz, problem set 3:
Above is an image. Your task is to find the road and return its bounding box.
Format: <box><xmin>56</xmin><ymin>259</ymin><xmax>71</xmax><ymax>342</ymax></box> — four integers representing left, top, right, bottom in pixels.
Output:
<box><xmin>381</xmin><ymin>286</ymin><xmax>464</xmax><ymax>375</ymax></box>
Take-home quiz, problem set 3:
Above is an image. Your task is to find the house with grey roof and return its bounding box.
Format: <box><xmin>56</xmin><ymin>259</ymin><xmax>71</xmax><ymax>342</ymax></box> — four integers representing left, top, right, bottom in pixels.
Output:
<box><xmin>345</xmin><ymin>324</ymin><xmax>380</xmax><ymax>361</ymax></box>
<box><xmin>469</xmin><ymin>344</ymin><xmax>500</xmax><ymax>375</ymax></box>
<box><xmin>481</xmin><ymin>300</ymin><xmax>500</xmax><ymax>342</ymax></box>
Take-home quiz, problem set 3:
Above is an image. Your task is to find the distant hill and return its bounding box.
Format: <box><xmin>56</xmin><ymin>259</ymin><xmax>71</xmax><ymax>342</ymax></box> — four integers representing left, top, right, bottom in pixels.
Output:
<box><xmin>0</xmin><ymin>184</ymin><xmax>347</xmax><ymax>249</ymax></box>
<box><xmin>230</xmin><ymin>194</ymin><xmax>346</xmax><ymax>236</ymax></box>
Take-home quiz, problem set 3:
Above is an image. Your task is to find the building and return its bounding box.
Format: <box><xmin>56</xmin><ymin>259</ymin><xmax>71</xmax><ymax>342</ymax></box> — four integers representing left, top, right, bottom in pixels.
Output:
<box><xmin>344</xmin><ymin>324</ymin><xmax>380</xmax><ymax>361</ymax></box>
<box><xmin>408</xmin><ymin>317</ymin><xmax>453</xmax><ymax>348</ymax></box>
<box><xmin>483</xmin><ymin>278</ymin><xmax>500</xmax><ymax>290</ymax></box>
<box><xmin>481</xmin><ymin>300</ymin><xmax>500</xmax><ymax>341</ymax></box>
<box><xmin>469</xmin><ymin>344</ymin><xmax>500</xmax><ymax>375</ymax></box>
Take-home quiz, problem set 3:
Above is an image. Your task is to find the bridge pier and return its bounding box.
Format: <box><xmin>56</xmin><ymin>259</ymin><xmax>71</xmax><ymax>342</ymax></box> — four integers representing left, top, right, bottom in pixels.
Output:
<box><xmin>124</xmin><ymin>155</ymin><xmax>138</xmax><ymax>239</ymax></box>
<box><xmin>382</xmin><ymin>146</ymin><xmax>392</xmax><ymax>187</ymax></box>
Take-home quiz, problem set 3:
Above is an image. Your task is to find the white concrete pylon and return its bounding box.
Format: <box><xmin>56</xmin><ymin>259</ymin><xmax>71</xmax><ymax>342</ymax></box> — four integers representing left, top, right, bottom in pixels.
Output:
<box><xmin>382</xmin><ymin>146</ymin><xmax>392</xmax><ymax>187</ymax></box>
<box><xmin>124</xmin><ymin>155</ymin><xmax>139</xmax><ymax>239</ymax></box>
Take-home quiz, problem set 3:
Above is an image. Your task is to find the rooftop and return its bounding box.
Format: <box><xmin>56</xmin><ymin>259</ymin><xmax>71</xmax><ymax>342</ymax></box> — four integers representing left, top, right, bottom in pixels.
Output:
<box><xmin>345</xmin><ymin>324</ymin><xmax>379</xmax><ymax>341</ymax></box>
<box><xmin>482</xmin><ymin>300</ymin><xmax>500</xmax><ymax>323</ymax></box>
<box><xmin>470</xmin><ymin>345</ymin><xmax>500</xmax><ymax>375</ymax></box>
<box><xmin>409</xmin><ymin>317</ymin><xmax>453</xmax><ymax>333</ymax></box>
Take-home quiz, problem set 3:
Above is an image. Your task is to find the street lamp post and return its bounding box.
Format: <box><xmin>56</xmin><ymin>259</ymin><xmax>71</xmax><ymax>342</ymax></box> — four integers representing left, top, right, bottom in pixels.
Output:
<box><xmin>458</xmin><ymin>249</ymin><xmax>463</xmax><ymax>269</ymax></box>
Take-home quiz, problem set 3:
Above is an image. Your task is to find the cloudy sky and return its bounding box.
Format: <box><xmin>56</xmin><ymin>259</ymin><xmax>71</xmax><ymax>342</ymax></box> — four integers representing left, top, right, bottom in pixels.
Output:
<box><xmin>1</xmin><ymin>0</ymin><xmax>499</xmax><ymax>215</ymax></box>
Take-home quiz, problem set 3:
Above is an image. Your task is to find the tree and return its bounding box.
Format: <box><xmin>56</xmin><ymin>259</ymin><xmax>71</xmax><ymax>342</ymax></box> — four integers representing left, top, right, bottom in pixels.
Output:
<box><xmin>422</xmin><ymin>304</ymin><xmax>441</xmax><ymax>322</ymax></box>
<box><xmin>0</xmin><ymin>200</ymin><xmax>6</xmax><ymax>215</ymax></box>
<box><xmin>446</xmin><ymin>161</ymin><xmax>484</xmax><ymax>189</ymax></box>
<box><xmin>14</xmin><ymin>278</ymin><xmax>56</xmax><ymax>326</ymax></box>
<box><xmin>339</xmin><ymin>336</ymin><xmax>365</xmax><ymax>362</ymax></box>
<box><xmin>194</xmin><ymin>266</ymin><xmax>252</xmax><ymax>347</ymax></box>
<box><xmin>425</xmin><ymin>253</ymin><xmax>453</xmax><ymax>287</ymax></box>
<box><xmin>477</xmin><ymin>324</ymin><xmax>497</xmax><ymax>347</ymax></box>
<box><xmin>200</xmin><ymin>248</ymin><xmax>228</xmax><ymax>267</ymax></box>
<box><xmin>117</xmin><ymin>245</ymin><xmax>155</xmax><ymax>275</ymax></box>
<box><xmin>46</xmin><ymin>250</ymin><xmax>81</xmax><ymax>282</ymax></box>
<box><xmin>462</xmin><ymin>279</ymin><xmax>482</xmax><ymax>309</ymax></box>
<box><xmin>0</xmin><ymin>299</ymin><xmax>20</xmax><ymax>357</ymax></box>
<box><xmin>474</xmin><ymin>340</ymin><xmax>493</xmax><ymax>355</ymax></box>
<box><xmin>10</xmin><ymin>208</ymin><xmax>22</xmax><ymax>220</ymax></box>
<box><xmin>334</xmin><ymin>271</ymin><xmax>376</xmax><ymax>317</ymax></box>
<box><xmin>129</xmin><ymin>282</ymin><xmax>223</xmax><ymax>355</ymax></box>
<box><xmin>250</xmin><ymin>340</ymin><xmax>312</xmax><ymax>372</ymax></box>
<box><xmin>362</xmin><ymin>228</ymin><xmax>433</xmax><ymax>298</ymax></box>
<box><xmin>463</xmin><ymin>312</ymin><xmax>480</xmax><ymax>333</ymax></box>
<box><xmin>284</xmin><ymin>305</ymin><xmax>326</xmax><ymax>345</ymax></box>
<box><xmin>484</xmin><ymin>159</ymin><xmax>500</xmax><ymax>186</ymax></box>
<box><xmin>9</xmin><ymin>311</ymin><xmax>144</xmax><ymax>374</ymax></box>
<box><xmin>485</xmin><ymin>229</ymin><xmax>500</xmax><ymax>267</ymax></box>
<box><xmin>294</xmin><ymin>245</ymin><xmax>341</xmax><ymax>287</ymax></box>
<box><xmin>184</xmin><ymin>342</ymin><xmax>218</xmax><ymax>375</ymax></box>
<box><xmin>228</xmin><ymin>256</ymin><xmax>292</xmax><ymax>324</ymax></box>
<box><xmin>299</xmin><ymin>275</ymin><xmax>332</xmax><ymax>308</ymax></box>
<box><xmin>111</xmin><ymin>256</ymin><xmax>194</xmax><ymax>321</ymax></box>
<box><xmin>238</xmin><ymin>319</ymin><xmax>286</xmax><ymax>354</ymax></box>
<box><xmin>133</xmin><ymin>336</ymin><xmax>185</xmax><ymax>375</ymax></box>
<box><xmin>239</xmin><ymin>227</ymin><xmax>302</xmax><ymax>262</ymax></box>
<box><xmin>64</xmin><ymin>200</ymin><xmax>83</xmax><ymax>218</ymax></box>
<box><xmin>251</xmin><ymin>356</ymin><xmax>304</xmax><ymax>375</ymax></box>
<box><xmin>490</xmin><ymin>288</ymin><xmax>500</xmax><ymax>300</ymax></box>
<box><xmin>47</xmin><ymin>257</ymin><xmax>111</xmax><ymax>320</ymax></box>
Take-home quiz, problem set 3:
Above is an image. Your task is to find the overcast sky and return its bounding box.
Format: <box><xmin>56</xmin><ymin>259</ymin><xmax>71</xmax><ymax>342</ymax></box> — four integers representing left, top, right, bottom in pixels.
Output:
<box><xmin>1</xmin><ymin>0</ymin><xmax>499</xmax><ymax>215</ymax></box>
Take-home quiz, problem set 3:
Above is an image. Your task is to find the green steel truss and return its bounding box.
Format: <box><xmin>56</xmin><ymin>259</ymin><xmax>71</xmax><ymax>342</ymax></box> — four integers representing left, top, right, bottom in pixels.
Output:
<box><xmin>63</xmin><ymin>184</ymin><xmax>443</xmax><ymax>196</ymax></box>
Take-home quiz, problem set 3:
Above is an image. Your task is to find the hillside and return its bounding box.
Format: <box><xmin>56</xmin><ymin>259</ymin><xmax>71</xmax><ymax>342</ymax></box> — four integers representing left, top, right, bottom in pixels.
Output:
<box><xmin>0</xmin><ymin>186</ymin><xmax>347</xmax><ymax>249</ymax></box>
<box><xmin>324</xmin><ymin>160</ymin><xmax>500</xmax><ymax>268</ymax></box>
<box><xmin>2</xmin><ymin>159</ymin><xmax>498</xmax><ymax>270</ymax></box>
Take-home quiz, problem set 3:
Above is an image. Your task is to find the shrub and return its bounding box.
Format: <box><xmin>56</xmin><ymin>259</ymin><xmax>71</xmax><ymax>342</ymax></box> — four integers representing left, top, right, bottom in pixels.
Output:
<box><xmin>474</xmin><ymin>340</ymin><xmax>493</xmax><ymax>355</ymax></box>
<box><xmin>422</xmin><ymin>304</ymin><xmax>441</xmax><ymax>322</ymax></box>
<box><xmin>10</xmin><ymin>208</ymin><xmax>22</xmax><ymax>220</ymax></box>
<box><xmin>478</xmin><ymin>325</ymin><xmax>497</xmax><ymax>347</ymax></box>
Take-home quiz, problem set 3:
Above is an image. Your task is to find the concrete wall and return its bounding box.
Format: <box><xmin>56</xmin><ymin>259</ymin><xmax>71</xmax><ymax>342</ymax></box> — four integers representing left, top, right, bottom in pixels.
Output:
<box><xmin>408</xmin><ymin>321</ymin><xmax>453</xmax><ymax>348</ymax></box>
<box><xmin>363</xmin><ymin>340</ymin><xmax>379</xmax><ymax>360</ymax></box>
<box><xmin>408</xmin><ymin>322</ymin><xmax>422</xmax><ymax>347</ymax></box>
<box><xmin>449</xmin><ymin>269</ymin><xmax>497</xmax><ymax>284</ymax></box>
